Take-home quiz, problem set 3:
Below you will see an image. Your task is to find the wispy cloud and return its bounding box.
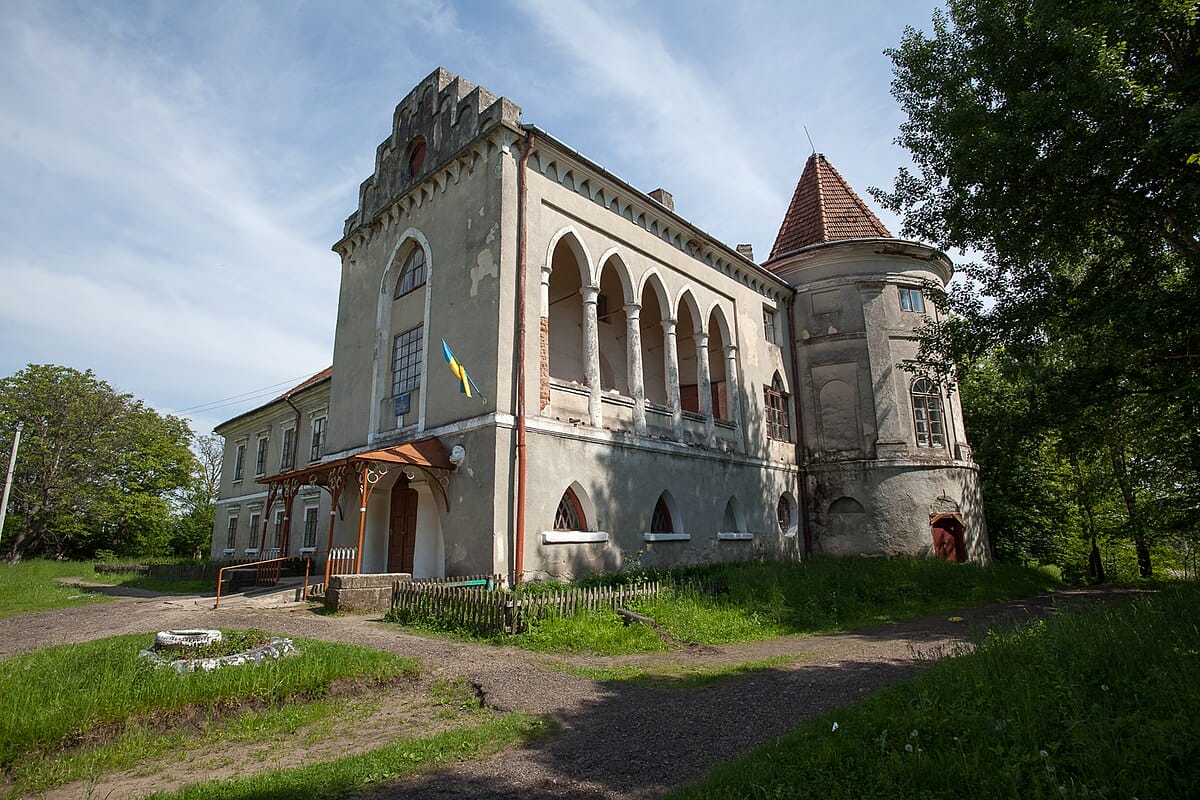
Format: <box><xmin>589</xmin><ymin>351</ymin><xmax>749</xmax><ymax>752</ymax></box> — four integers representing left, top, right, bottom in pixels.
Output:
<box><xmin>512</xmin><ymin>0</ymin><xmax>786</xmax><ymax>249</ymax></box>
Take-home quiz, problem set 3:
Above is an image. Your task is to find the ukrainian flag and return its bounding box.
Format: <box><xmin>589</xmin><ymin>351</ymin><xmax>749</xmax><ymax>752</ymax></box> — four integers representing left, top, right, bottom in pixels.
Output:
<box><xmin>442</xmin><ymin>339</ymin><xmax>482</xmax><ymax>398</ymax></box>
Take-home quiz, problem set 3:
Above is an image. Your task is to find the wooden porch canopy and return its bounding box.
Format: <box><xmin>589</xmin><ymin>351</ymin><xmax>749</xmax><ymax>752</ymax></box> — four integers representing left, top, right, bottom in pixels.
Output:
<box><xmin>255</xmin><ymin>437</ymin><xmax>455</xmax><ymax>576</ymax></box>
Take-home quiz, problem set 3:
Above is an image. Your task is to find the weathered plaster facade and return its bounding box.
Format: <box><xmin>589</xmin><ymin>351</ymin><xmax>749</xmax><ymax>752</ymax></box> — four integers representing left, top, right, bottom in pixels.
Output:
<box><xmin>210</xmin><ymin>68</ymin><xmax>988</xmax><ymax>581</ymax></box>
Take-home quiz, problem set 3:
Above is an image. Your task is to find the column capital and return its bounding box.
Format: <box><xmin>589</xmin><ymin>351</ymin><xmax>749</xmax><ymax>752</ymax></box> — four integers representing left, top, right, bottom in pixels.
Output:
<box><xmin>724</xmin><ymin>343</ymin><xmax>738</xmax><ymax>356</ymax></box>
<box><xmin>661</xmin><ymin>318</ymin><xmax>677</xmax><ymax>334</ymax></box>
<box><xmin>623</xmin><ymin>302</ymin><xmax>642</xmax><ymax>316</ymax></box>
<box><xmin>580</xmin><ymin>285</ymin><xmax>600</xmax><ymax>304</ymax></box>
<box><xmin>695</xmin><ymin>331</ymin><xmax>709</xmax><ymax>345</ymax></box>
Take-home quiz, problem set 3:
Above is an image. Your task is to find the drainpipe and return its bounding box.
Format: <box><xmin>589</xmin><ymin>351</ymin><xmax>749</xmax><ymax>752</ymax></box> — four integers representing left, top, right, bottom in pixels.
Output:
<box><xmin>513</xmin><ymin>127</ymin><xmax>536</xmax><ymax>587</ymax></box>
<box><xmin>785</xmin><ymin>295</ymin><xmax>813</xmax><ymax>555</ymax></box>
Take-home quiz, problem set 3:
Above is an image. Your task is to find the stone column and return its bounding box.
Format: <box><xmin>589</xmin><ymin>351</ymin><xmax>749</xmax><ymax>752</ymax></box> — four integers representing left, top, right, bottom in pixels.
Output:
<box><xmin>695</xmin><ymin>331</ymin><xmax>714</xmax><ymax>443</ymax></box>
<box><xmin>539</xmin><ymin>267</ymin><xmax>551</xmax><ymax>411</ymax></box>
<box><xmin>858</xmin><ymin>281</ymin><xmax>905</xmax><ymax>456</ymax></box>
<box><xmin>581</xmin><ymin>285</ymin><xmax>602</xmax><ymax>428</ymax></box>
<box><xmin>663</xmin><ymin>318</ymin><xmax>682</xmax><ymax>436</ymax></box>
<box><xmin>725</xmin><ymin>344</ymin><xmax>742</xmax><ymax>448</ymax></box>
<box><xmin>625</xmin><ymin>303</ymin><xmax>647</xmax><ymax>435</ymax></box>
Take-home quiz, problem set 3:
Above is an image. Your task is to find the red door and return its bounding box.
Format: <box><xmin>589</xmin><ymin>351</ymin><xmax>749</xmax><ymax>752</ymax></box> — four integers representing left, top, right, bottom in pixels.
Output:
<box><xmin>388</xmin><ymin>483</ymin><xmax>418</xmax><ymax>574</ymax></box>
<box><xmin>931</xmin><ymin>516</ymin><xmax>966</xmax><ymax>562</ymax></box>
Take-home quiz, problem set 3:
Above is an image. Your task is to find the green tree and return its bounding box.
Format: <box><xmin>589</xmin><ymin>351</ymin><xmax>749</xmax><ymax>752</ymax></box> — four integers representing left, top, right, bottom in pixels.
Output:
<box><xmin>879</xmin><ymin>0</ymin><xmax>1200</xmax><ymax>575</ymax></box>
<box><xmin>0</xmin><ymin>364</ymin><xmax>195</xmax><ymax>561</ymax></box>
<box><xmin>169</xmin><ymin>434</ymin><xmax>221</xmax><ymax>559</ymax></box>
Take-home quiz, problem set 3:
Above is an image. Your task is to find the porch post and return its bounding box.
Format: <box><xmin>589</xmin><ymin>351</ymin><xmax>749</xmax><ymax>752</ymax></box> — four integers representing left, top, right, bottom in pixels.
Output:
<box><xmin>355</xmin><ymin>463</ymin><xmax>369</xmax><ymax>573</ymax></box>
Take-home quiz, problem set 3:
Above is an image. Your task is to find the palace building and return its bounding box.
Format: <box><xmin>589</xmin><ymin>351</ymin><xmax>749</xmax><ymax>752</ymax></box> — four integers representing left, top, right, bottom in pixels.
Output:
<box><xmin>210</xmin><ymin>68</ymin><xmax>988</xmax><ymax>584</ymax></box>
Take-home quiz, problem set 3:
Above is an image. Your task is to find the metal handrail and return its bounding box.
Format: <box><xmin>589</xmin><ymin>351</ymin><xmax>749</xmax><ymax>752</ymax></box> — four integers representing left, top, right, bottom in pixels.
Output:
<box><xmin>215</xmin><ymin>554</ymin><xmax>311</xmax><ymax>609</ymax></box>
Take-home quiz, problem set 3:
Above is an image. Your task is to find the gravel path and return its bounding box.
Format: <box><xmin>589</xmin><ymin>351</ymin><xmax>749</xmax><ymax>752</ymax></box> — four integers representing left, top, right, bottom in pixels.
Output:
<box><xmin>0</xmin><ymin>584</ymin><xmax>1141</xmax><ymax>799</ymax></box>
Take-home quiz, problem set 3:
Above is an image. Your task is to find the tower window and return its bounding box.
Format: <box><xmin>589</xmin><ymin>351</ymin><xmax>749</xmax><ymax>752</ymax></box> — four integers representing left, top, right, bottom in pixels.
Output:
<box><xmin>763</xmin><ymin>307</ymin><xmax>778</xmax><ymax>344</ymax></box>
<box><xmin>899</xmin><ymin>287</ymin><xmax>925</xmax><ymax>313</ymax></box>
<box><xmin>765</xmin><ymin>374</ymin><xmax>790</xmax><ymax>441</ymax></box>
<box><xmin>911</xmin><ymin>378</ymin><xmax>946</xmax><ymax>447</ymax></box>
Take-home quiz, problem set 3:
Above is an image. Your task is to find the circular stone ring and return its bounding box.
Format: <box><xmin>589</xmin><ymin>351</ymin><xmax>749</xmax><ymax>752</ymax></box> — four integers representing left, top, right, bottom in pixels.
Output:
<box><xmin>155</xmin><ymin>629</ymin><xmax>223</xmax><ymax>650</ymax></box>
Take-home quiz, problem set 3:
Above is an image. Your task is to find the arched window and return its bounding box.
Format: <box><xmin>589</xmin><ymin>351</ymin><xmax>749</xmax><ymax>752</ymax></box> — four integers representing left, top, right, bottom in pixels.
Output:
<box><xmin>394</xmin><ymin>247</ymin><xmax>427</xmax><ymax>299</ymax></box>
<box><xmin>554</xmin><ymin>488</ymin><xmax>586</xmax><ymax>531</ymax></box>
<box><xmin>651</xmin><ymin>495</ymin><xmax>673</xmax><ymax>533</ymax></box>
<box><xmin>911</xmin><ymin>378</ymin><xmax>946</xmax><ymax>447</ymax></box>
<box><xmin>408</xmin><ymin>138</ymin><xmax>427</xmax><ymax>177</ymax></box>
<box><xmin>765</xmin><ymin>373</ymin><xmax>790</xmax><ymax>441</ymax></box>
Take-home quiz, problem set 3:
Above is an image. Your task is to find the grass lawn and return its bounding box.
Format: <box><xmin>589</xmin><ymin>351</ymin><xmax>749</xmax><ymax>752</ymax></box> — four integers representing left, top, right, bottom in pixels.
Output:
<box><xmin>0</xmin><ymin>559</ymin><xmax>215</xmax><ymax>618</ymax></box>
<box><xmin>0</xmin><ymin>631</ymin><xmax>417</xmax><ymax>772</ymax></box>
<box><xmin>672</xmin><ymin>583</ymin><xmax>1200</xmax><ymax>799</ymax></box>
<box><xmin>393</xmin><ymin>557</ymin><xmax>1061</xmax><ymax>655</ymax></box>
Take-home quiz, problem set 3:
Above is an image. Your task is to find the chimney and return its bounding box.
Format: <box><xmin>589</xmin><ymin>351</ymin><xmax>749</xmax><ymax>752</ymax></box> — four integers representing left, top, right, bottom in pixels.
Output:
<box><xmin>736</xmin><ymin>243</ymin><xmax>755</xmax><ymax>261</ymax></box>
<box><xmin>648</xmin><ymin>188</ymin><xmax>674</xmax><ymax>211</ymax></box>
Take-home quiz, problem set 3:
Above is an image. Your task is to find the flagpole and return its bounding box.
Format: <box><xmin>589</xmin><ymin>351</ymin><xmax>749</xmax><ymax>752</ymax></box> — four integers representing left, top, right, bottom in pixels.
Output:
<box><xmin>0</xmin><ymin>422</ymin><xmax>23</xmax><ymax>547</ymax></box>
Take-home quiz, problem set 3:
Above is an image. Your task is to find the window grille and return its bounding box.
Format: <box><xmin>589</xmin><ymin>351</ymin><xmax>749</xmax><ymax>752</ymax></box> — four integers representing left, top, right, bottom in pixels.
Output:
<box><xmin>554</xmin><ymin>489</ymin><xmax>585</xmax><ymax>531</ymax></box>
<box><xmin>651</xmin><ymin>496</ymin><xmax>673</xmax><ymax>533</ymax></box>
<box><xmin>392</xmin><ymin>324</ymin><xmax>424</xmax><ymax>397</ymax></box>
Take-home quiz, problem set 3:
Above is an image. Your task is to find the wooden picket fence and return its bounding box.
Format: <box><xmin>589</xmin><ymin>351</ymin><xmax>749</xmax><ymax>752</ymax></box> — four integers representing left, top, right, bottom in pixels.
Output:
<box><xmin>390</xmin><ymin>577</ymin><xmax>662</xmax><ymax>634</ymax></box>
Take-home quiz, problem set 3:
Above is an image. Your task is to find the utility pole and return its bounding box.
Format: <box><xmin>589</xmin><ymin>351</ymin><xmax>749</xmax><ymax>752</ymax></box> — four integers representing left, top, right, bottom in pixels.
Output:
<box><xmin>0</xmin><ymin>422</ymin><xmax>22</xmax><ymax>547</ymax></box>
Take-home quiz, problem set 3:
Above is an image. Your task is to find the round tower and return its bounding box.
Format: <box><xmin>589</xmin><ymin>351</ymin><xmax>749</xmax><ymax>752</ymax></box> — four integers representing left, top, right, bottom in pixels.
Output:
<box><xmin>764</xmin><ymin>154</ymin><xmax>988</xmax><ymax>562</ymax></box>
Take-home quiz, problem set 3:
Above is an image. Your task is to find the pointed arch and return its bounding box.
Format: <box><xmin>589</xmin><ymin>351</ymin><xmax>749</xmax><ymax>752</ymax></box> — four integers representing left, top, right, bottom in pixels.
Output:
<box><xmin>379</xmin><ymin>229</ymin><xmax>432</xmax><ymax>296</ymax></box>
<box><xmin>707</xmin><ymin>305</ymin><xmax>732</xmax><ymax>420</ymax></box>
<box><xmin>636</xmin><ymin>269</ymin><xmax>671</xmax><ymax>316</ymax></box>
<box><xmin>651</xmin><ymin>490</ymin><xmax>682</xmax><ymax>534</ymax></box>
<box><xmin>554</xmin><ymin>481</ymin><xmax>595</xmax><ymax>532</ymax></box>
<box><xmin>595</xmin><ymin>249</ymin><xmax>635</xmax><ymax>305</ymax></box>
<box><xmin>638</xmin><ymin>271</ymin><xmax>671</xmax><ymax>407</ymax></box>
<box><xmin>596</xmin><ymin>251</ymin><xmax>632</xmax><ymax>394</ymax></box>
<box><xmin>545</xmin><ymin>227</ymin><xmax>594</xmax><ymax>285</ymax></box>
<box><xmin>721</xmin><ymin>496</ymin><xmax>746</xmax><ymax>533</ymax></box>
<box><xmin>674</xmin><ymin>288</ymin><xmax>705</xmax><ymax>334</ymax></box>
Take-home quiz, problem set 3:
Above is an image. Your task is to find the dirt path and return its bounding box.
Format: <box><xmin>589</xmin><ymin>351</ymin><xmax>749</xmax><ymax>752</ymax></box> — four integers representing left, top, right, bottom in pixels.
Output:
<box><xmin>0</xmin><ymin>585</ymin><xmax>1143</xmax><ymax>799</ymax></box>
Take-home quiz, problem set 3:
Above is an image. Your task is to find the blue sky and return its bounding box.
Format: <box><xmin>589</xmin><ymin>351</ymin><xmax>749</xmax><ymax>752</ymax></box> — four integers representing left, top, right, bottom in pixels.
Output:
<box><xmin>0</xmin><ymin>0</ymin><xmax>944</xmax><ymax>436</ymax></box>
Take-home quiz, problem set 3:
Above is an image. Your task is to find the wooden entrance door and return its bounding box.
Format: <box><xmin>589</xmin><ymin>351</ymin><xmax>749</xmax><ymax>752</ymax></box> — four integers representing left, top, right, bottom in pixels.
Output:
<box><xmin>931</xmin><ymin>515</ymin><xmax>966</xmax><ymax>562</ymax></box>
<box><xmin>388</xmin><ymin>482</ymin><xmax>418</xmax><ymax>574</ymax></box>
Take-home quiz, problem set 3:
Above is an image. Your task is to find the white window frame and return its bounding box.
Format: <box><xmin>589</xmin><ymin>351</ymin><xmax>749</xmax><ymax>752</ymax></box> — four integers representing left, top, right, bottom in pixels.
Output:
<box><xmin>899</xmin><ymin>287</ymin><xmax>925</xmax><ymax>313</ymax></box>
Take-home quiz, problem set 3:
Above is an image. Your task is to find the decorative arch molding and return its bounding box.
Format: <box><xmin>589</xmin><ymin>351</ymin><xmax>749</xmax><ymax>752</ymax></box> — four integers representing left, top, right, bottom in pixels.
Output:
<box><xmin>705</xmin><ymin>303</ymin><xmax>733</xmax><ymax>346</ymax></box>
<box><xmin>539</xmin><ymin>481</ymin><xmax>609</xmax><ymax>545</ymax></box>
<box><xmin>379</xmin><ymin>228</ymin><xmax>433</xmax><ymax>296</ymax></box>
<box><xmin>637</xmin><ymin>269</ymin><xmax>673</xmax><ymax>317</ymax></box>
<box><xmin>544</xmin><ymin>226</ymin><xmax>594</xmax><ymax>287</ymax></box>
<box><xmin>369</xmin><ymin>228</ymin><xmax>434</xmax><ymax>443</ymax></box>
<box><xmin>717</xmin><ymin>496</ymin><xmax>754</xmax><ymax>541</ymax></box>
<box><xmin>594</xmin><ymin>248</ymin><xmax>636</xmax><ymax>304</ymax></box>
<box><xmin>674</xmin><ymin>288</ymin><xmax>706</xmax><ymax>335</ymax></box>
<box><xmin>644</xmin><ymin>490</ymin><xmax>689</xmax><ymax>541</ymax></box>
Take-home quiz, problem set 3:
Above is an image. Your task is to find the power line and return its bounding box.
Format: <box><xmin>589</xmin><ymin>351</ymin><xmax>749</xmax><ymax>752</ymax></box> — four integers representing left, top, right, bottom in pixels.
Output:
<box><xmin>177</xmin><ymin>373</ymin><xmax>314</xmax><ymax>414</ymax></box>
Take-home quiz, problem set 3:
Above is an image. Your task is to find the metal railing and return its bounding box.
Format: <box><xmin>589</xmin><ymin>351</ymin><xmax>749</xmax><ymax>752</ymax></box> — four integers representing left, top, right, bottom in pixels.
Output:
<box><xmin>214</xmin><ymin>554</ymin><xmax>311</xmax><ymax>609</ymax></box>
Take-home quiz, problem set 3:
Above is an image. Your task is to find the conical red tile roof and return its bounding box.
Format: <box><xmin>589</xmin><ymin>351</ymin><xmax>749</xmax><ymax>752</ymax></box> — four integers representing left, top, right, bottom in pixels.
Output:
<box><xmin>767</xmin><ymin>153</ymin><xmax>891</xmax><ymax>261</ymax></box>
